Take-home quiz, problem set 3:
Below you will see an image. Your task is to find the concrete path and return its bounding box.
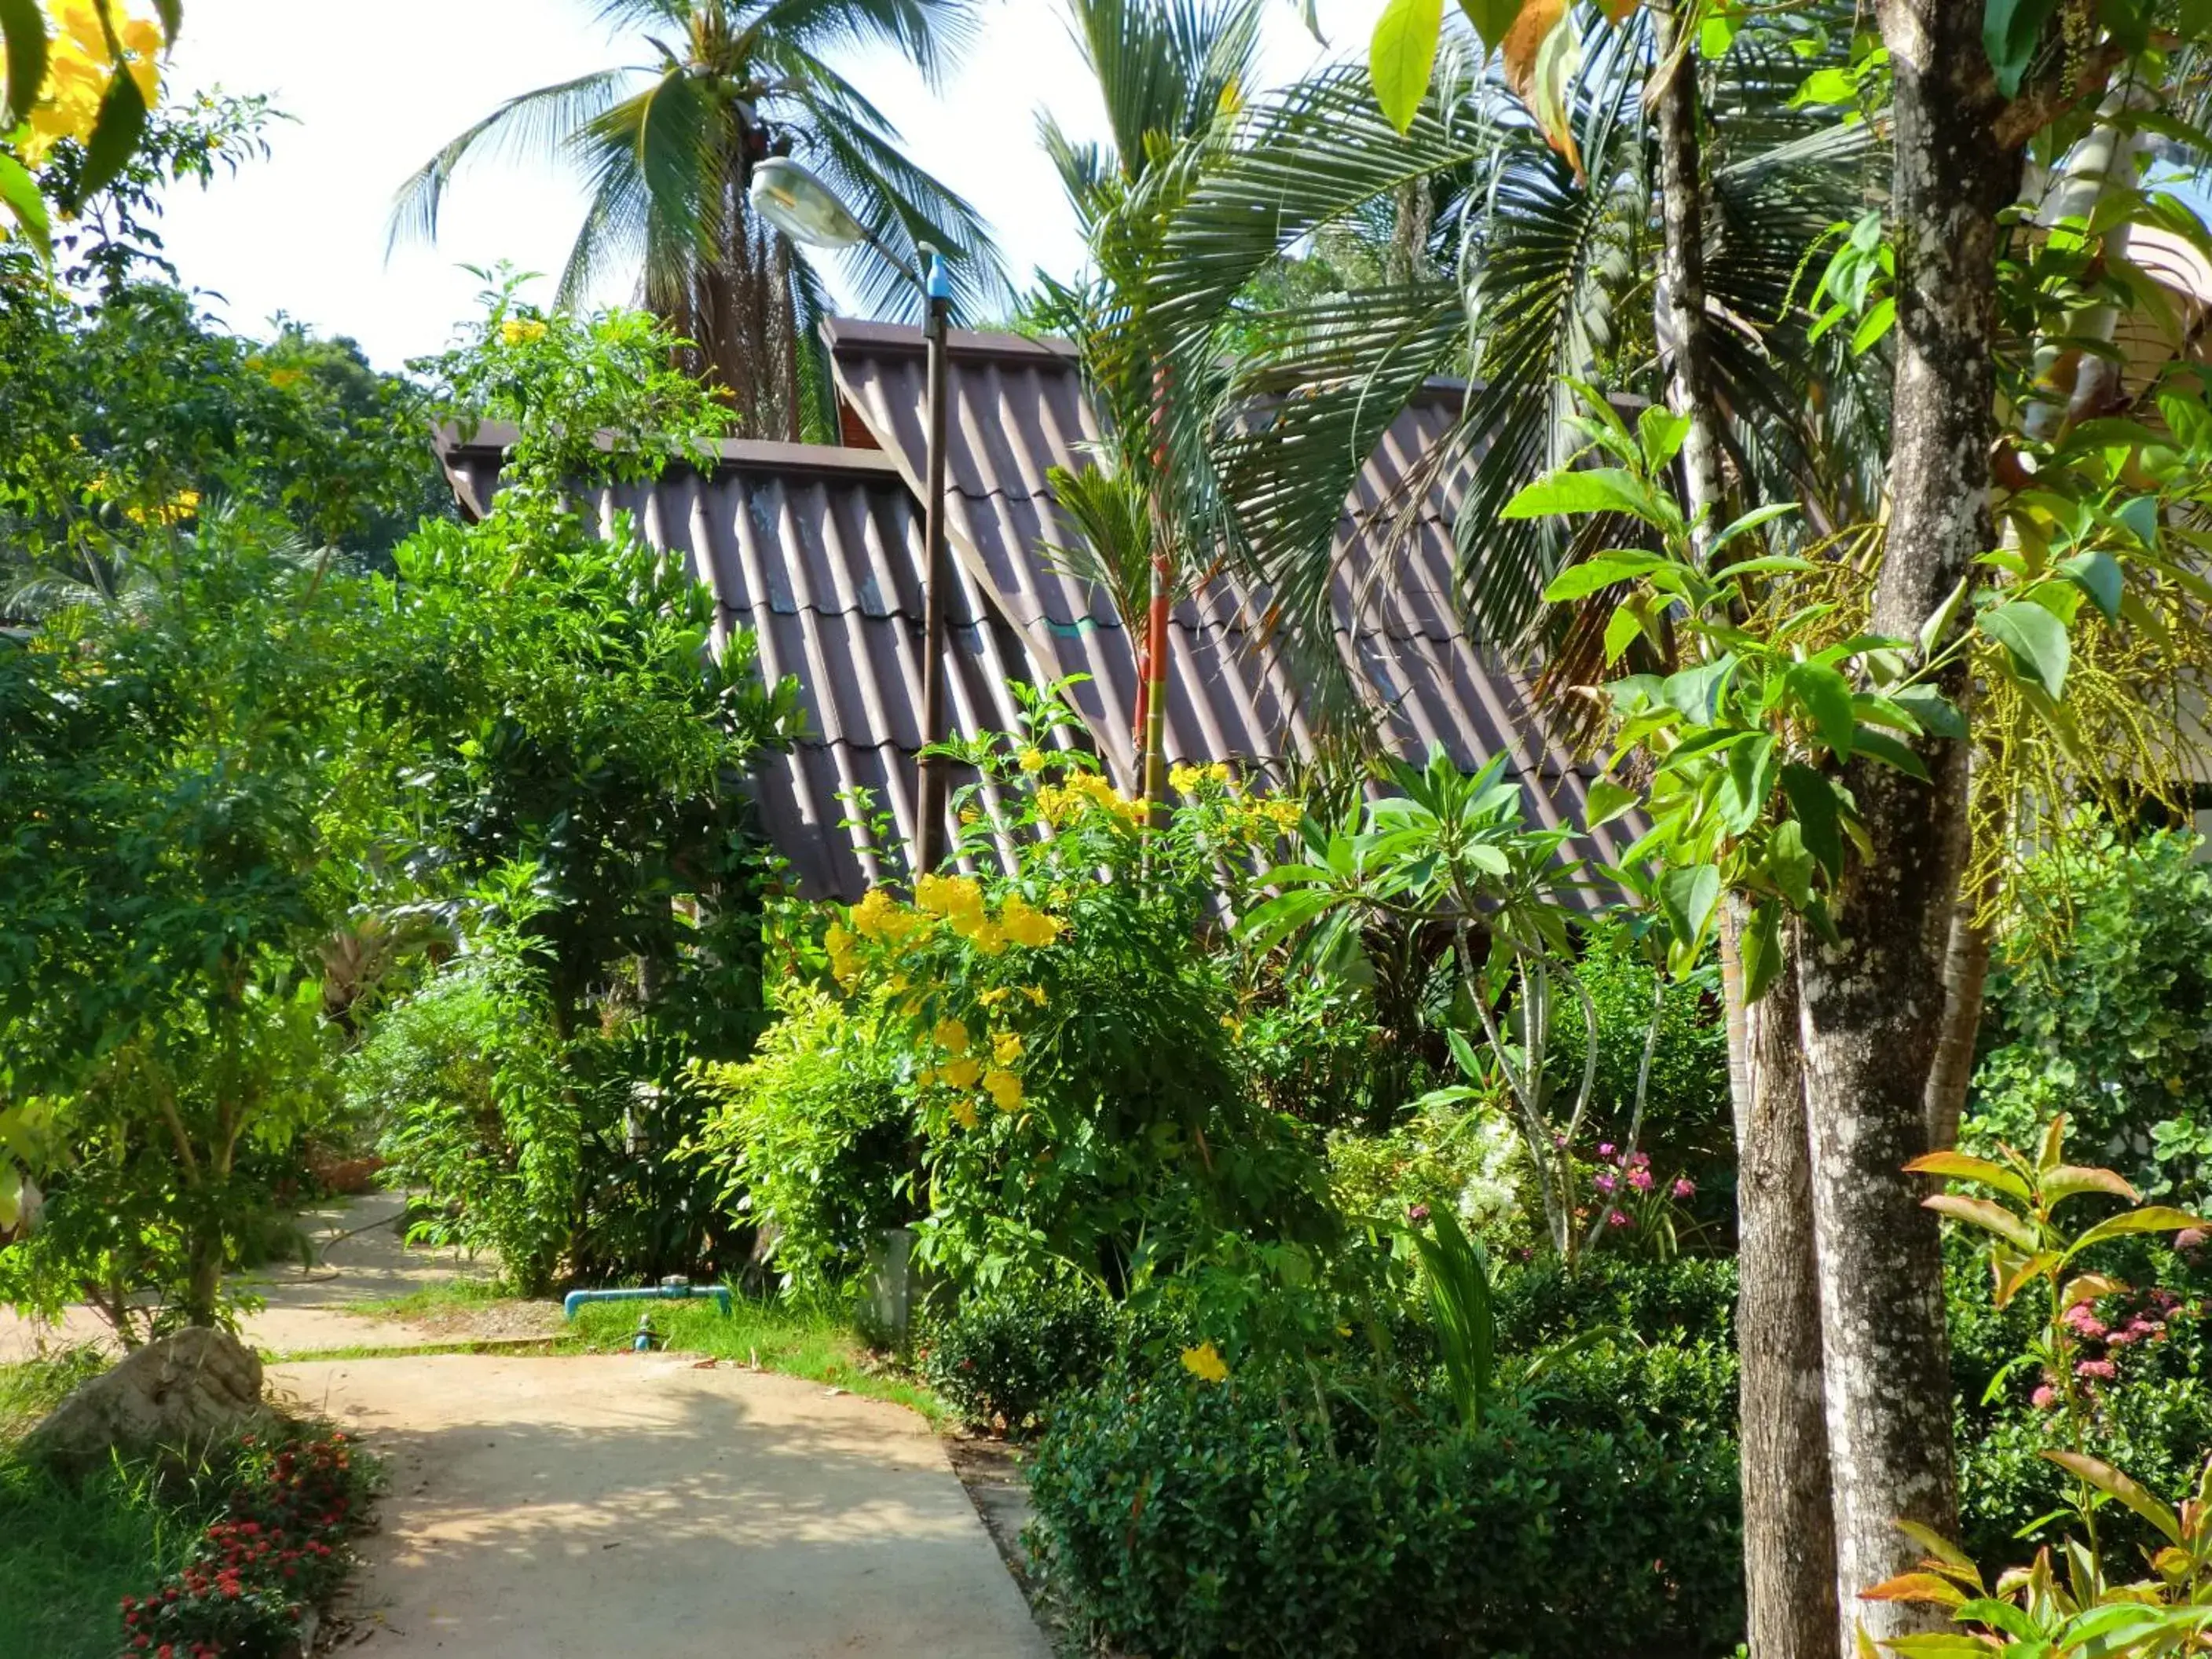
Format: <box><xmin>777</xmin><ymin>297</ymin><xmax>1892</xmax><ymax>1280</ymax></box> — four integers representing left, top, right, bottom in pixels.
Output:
<box><xmin>0</xmin><ymin>1191</ymin><xmax>513</xmax><ymax>1362</ymax></box>
<box><xmin>270</xmin><ymin>1353</ymin><xmax>1050</xmax><ymax>1659</ymax></box>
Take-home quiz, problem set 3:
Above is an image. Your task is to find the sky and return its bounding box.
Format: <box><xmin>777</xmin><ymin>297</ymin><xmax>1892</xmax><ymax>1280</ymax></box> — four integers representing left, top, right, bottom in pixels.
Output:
<box><xmin>148</xmin><ymin>0</ymin><xmax>1393</xmax><ymax>374</ymax></box>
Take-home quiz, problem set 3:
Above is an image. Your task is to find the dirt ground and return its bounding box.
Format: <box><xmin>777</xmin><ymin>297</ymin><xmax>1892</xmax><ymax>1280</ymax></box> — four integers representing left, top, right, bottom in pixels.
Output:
<box><xmin>273</xmin><ymin>1353</ymin><xmax>1051</xmax><ymax>1658</ymax></box>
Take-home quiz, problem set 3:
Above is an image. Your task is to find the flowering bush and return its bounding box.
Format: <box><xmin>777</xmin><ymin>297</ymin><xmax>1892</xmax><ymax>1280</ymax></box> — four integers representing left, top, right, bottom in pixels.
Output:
<box><xmin>115</xmin><ymin>1428</ymin><xmax>375</xmax><ymax>1657</ymax></box>
<box><xmin>820</xmin><ymin>705</ymin><xmax>1336</xmax><ymax>1299</ymax></box>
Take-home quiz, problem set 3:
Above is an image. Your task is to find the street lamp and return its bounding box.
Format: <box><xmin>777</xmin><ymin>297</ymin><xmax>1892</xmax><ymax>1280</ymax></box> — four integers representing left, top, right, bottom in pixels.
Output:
<box><xmin>750</xmin><ymin>157</ymin><xmax>956</xmax><ymax>879</ymax></box>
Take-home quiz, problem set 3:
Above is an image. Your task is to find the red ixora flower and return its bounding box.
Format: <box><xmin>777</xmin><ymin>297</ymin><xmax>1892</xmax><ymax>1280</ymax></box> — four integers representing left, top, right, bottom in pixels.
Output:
<box><xmin>1672</xmin><ymin>1177</ymin><xmax>1696</xmax><ymax>1200</ymax></box>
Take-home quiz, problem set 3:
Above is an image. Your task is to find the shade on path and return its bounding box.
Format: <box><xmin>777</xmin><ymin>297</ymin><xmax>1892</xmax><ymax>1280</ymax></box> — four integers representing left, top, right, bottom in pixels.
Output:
<box><xmin>269</xmin><ymin>1353</ymin><xmax>1049</xmax><ymax>1658</ymax></box>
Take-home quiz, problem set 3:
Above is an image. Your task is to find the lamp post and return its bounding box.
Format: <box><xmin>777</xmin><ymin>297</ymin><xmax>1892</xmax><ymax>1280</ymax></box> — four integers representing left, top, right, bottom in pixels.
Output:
<box><xmin>749</xmin><ymin>156</ymin><xmax>956</xmax><ymax>877</ymax></box>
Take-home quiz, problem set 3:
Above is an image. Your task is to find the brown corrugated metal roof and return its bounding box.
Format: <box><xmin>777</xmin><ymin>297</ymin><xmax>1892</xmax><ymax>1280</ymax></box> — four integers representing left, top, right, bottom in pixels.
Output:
<box><xmin>822</xmin><ymin>318</ymin><xmax>1636</xmax><ymax>869</ymax></box>
<box><xmin>437</xmin><ymin>425</ymin><xmax>1076</xmax><ymax>901</ymax></box>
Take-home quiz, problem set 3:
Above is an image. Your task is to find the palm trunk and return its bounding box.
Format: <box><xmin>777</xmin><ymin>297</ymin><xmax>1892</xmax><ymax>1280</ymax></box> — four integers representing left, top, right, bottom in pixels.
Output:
<box><xmin>1723</xmin><ymin>906</ymin><xmax>1838</xmax><ymax>1659</ymax></box>
<box><xmin>1799</xmin><ymin>5</ymin><xmax>2020</xmax><ymax>1642</ymax></box>
<box><xmin>1647</xmin><ymin>0</ymin><xmax>1725</xmax><ymax>549</ymax></box>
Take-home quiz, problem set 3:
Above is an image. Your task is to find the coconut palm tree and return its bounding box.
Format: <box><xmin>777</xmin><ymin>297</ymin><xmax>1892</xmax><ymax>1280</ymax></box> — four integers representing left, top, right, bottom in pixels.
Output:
<box><xmin>1149</xmin><ymin>9</ymin><xmax>1884</xmax><ymax>671</ymax></box>
<box><xmin>387</xmin><ymin>0</ymin><xmax>1008</xmax><ymax>441</ymax></box>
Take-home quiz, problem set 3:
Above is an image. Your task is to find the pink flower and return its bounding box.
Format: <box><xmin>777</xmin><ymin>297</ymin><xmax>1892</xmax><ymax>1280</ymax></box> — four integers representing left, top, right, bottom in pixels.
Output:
<box><xmin>2075</xmin><ymin>1359</ymin><xmax>2119</xmax><ymax>1382</ymax></box>
<box><xmin>1597</xmin><ymin>1143</ymin><xmax>1616</xmax><ymax>1158</ymax></box>
<box><xmin>1595</xmin><ymin>1172</ymin><xmax>1619</xmax><ymax>1195</ymax></box>
<box><xmin>1628</xmin><ymin>1167</ymin><xmax>1655</xmax><ymax>1192</ymax></box>
<box><xmin>2107</xmin><ymin>1328</ymin><xmax>2138</xmax><ymax>1347</ymax></box>
<box><xmin>1672</xmin><ymin>1177</ymin><xmax>1697</xmax><ymax>1200</ymax></box>
<box><xmin>2177</xmin><ymin>1229</ymin><xmax>2207</xmax><ymax>1255</ymax></box>
<box><xmin>1407</xmin><ymin>1203</ymin><xmax>1430</xmax><ymax>1225</ymax></box>
<box><xmin>2031</xmin><ymin>1385</ymin><xmax>2056</xmax><ymax>1410</ymax></box>
<box><xmin>1606</xmin><ymin>1209</ymin><xmax>1633</xmax><ymax>1229</ymax></box>
<box><xmin>1628</xmin><ymin>1151</ymin><xmax>1650</xmax><ymax>1170</ymax></box>
<box><xmin>2061</xmin><ymin>1304</ymin><xmax>2108</xmax><ymax>1339</ymax></box>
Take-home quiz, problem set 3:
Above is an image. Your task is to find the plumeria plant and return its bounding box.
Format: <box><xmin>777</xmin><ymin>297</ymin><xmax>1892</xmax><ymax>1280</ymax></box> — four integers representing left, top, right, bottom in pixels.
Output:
<box><xmin>1864</xmin><ymin>1115</ymin><xmax>2212</xmax><ymax>1654</ymax></box>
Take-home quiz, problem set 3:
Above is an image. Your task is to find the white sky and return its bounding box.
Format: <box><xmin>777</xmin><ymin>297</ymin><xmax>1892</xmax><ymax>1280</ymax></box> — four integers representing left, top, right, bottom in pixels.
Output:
<box><xmin>148</xmin><ymin>0</ymin><xmax>1393</xmax><ymax>373</ymax></box>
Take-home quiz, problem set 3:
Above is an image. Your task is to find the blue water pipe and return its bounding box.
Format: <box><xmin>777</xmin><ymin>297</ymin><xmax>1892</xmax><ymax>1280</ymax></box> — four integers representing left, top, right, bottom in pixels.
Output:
<box><xmin>562</xmin><ymin>1278</ymin><xmax>733</xmax><ymax>1323</ymax></box>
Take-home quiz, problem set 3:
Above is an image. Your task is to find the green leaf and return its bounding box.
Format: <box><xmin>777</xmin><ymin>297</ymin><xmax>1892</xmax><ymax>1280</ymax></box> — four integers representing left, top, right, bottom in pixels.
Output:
<box><xmin>1740</xmin><ymin>899</ymin><xmax>1783</xmax><ymax>1003</ymax></box>
<box><xmin>1602</xmin><ymin>604</ymin><xmax>1643</xmax><ymax>665</ymax></box>
<box><xmin>1583</xmin><ymin>778</ymin><xmax>1641</xmax><ymax>829</ymax></box>
<box><xmin>1983</xmin><ymin>0</ymin><xmax>2058</xmax><ymax>97</ymax></box>
<box><xmin>2059</xmin><ymin>549</ymin><xmax>2123</xmax><ymax>621</ymax></box>
<box><xmin>1370</xmin><ymin>0</ymin><xmax>1445</xmax><ymax>132</ymax></box>
<box><xmin>155</xmin><ymin>0</ymin><xmax>181</xmax><ymax>43</ymax></box>
<box><xmin>1979</xmin><ymin>599</ymin><xmax>2071</xmax><ymax>699</ymax></box>
<box><xmin>1924</xmin><ymin>1193</ymin><xmax>2042</xmax><ymax>1253</ymax></box>
<box><xmin>1785</xmin><ymin>662</ymin><xmax>1855</xmax><ymax>760</ymax></box>
<box><xmin>2043</xmin><ymin>1452</ymin><xmax>2183</xmax><ymax>1545</ymax></box>
<box><xmin>2066</xmin><ymin>1206</ymin><xmax>2207</xmax><ymax>1258</ymax></box>
<box><xmin>0</xmin><ymin>0</ymin><xmax>46</xmax><ymax>126</ymax></box>
<box><xmin>2041</xmin><ymin>1165</ymin><xmax>2139</xmax><ymax>1206</ymax></box>
<box><xmin>0</xmin><ymin>150</ymin><xmax>49</xmax><ymax>264</ymax></box>
<box><xmin>1850</xmin><ymin>295</ymin><xmax>1895</xmax><ymax>355</ymax></box>
<box><xmin>1918</xmin><ymin>575</ymin><xmax>1971</xmax><ymax>661</ymax></box>
<box><xmin>1542</xmin><ymin>551</ymin><xmax>1669</xmax><ymax>602</ymax></box>
<box><xmin>1891</xmin><ymin>684</ymin><xmax>1965</xmax><ymax>740</ymax></box>
<box><xmin>1660</xmin><ymin>864</ymin><xmax>1722</xmax><ymax>954</ymax></box>
<box><xmin>1780</xmin><ymin>764</ymin><xmax>1844</xmax><ymax>879</ymax></box>
<box><xmin>1793</xmin><ymin>65</ymin><xmax>1857</xmax><ymax>106</ymax></box>
<box><xmin>1904</xmin><ymin>1151</ymin><xmax>2032</xmax><ymax>1203</ymax></box>
<box><xmin>2115</xmin><ymin>494</ymin><xmax>2161</xmax><ymax>550</ymax></box>
<box><xmin>1661</xmin><ymin>655</ymin><xmax>1738</xmax><ymax>723</ymax></box>
<box><xmin>1850</xmin><ymin>727</ymin><xmax>1932</xmax><ymax>783</ymax></box>
<box><xmin>1767</xmin><ymin>819</ymin><xmax>1815</xmax><ymax>908</ymax></box>
<box><xmin>1502</xmin><ymin>467</ymin><xmax>1660</xmax><ymax>525</ymax></box>
<box><xmin>1721</xmin><ymin>733</ymin><xmax>1778</xmax><ymax>834</ymax></box>
<box><xmin>1456</xmin><ymin>0</ymin><xmax>1529</xmax><ymax>53</ymax></box>
<box><xmin>76</xmin><ymin>64</ymin><xmax>150</xmax><ymax>205</ymax></box>
<box><xmin>1638</xmin><ymin>406</ymin><xmax>1692</xmax><ymax>470</ymax></box>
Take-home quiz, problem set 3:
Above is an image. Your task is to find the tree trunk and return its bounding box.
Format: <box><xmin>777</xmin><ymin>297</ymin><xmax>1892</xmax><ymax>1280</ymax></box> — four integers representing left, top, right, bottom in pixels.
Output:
<box><xmin>1798</xmin><ymin>5</ymin><xmax>2019</xmax><ymax>1643</ymax></box>
<box><xmin>1646</xmin><ymin>0</ymin><xmax>1726</xmax><ymax>550</ymax></box>
<box><xmin>1723</xmin><ymin>908</ymin><xmax>1839</xmax><ymax>1659</ymax></box>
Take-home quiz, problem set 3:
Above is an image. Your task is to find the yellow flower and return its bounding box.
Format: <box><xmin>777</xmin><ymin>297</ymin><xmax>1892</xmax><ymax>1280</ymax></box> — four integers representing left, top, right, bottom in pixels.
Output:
<box><xmin>266</xmin><ymin>365</ymin><xmax>306</xmax><ymax>390</ymax></box>
<box><xmin>959</xmin><ymin>808</ymin><xmax>980</xmax><ymax>826</ymax></box>
<box><xmin>932</xmin><ymin>1017</ymin><xmax>970</xmax><ymax>1056</ymax></box>
<box><xmin>976</xmin><ymin>987</ymin><xmax>1009</xmax><ymax>1009</ymax></box>
<box><xmin>1017</xmin><ymin>747</ymin><xmax>1048</xmax><ymax>773</ymax></box>
<box><xmin>851</xmin><ymin>888</ymin><xmax>900</xmax><ymax>942</ymax></box>
<box><xmin>965</xmin><ymin>917</ymin><xmax>1007</xmax><ymax>955</ymax></box>
<box><xmin>943</xmin><ymin>1055</ymin><xmax>983</xmax><ymax>1089</ymax></box>
<box><xmin>982</xmin><ymin>1067</ymin><xmax>1023</xmax><ymax>1110</ymax></box>
<box><xmin>1170</xmin><ymin>763</ymin><xmax>1203</xmax><ymax>795</ymax></box>
<box><xmin>824</xmin><ymin>922</ymin><xmax>858</xmax><ymax>984</ymax></box>
<box><xmin>1022</xmin><ymin>984</ymin><xmax>1049</xmax><ymax>1007</ymax></box>
<box><xmin>1263</xmin><ymin>797</ymin><xmax>1303</xmax><ymax>831</ymax></box>
<box><xmin>1180</xmin><ymin>1342</ymin><xmax>1229</xmax><ymax>1385</ymax></box>
<box><xmin>992</xmin><ymin>1031</ymin><xmax>1023</xmax><ymax>1065</ymax></box>
<box><xmin>500</xmin><ymin>317</ymin><xmax>548</xmax><ymax>346</ymax></box>
<box><xmin>123</xmin><ymin>488</ymin><xmax>199</xmax><ymax>527</ymax></box>
<box><xmin>917</xmin><ymin>1067</ymin><xmax>938</xmax><ymax>1089</ymax></box>
<box><xmin>949</xmin><ymin>1097</ymin><xmax>979</xmax><ymax>1130</ymax></box>
<box><xmin>999</xmin><ymin>893</ymin><xmax>1063</xmax><ymax>949</ymax></box>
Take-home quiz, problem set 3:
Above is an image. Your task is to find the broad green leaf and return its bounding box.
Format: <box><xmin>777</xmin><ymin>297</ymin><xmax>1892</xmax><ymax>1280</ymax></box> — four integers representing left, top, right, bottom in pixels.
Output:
<box><xmin>1721</xmin><ymin>734</ymin><xmax>1778</xmax><ymax>834</ymax></box>
<box><xmin>1766</xmin><ymin>819</ymin><xmax>1815</xmax><ymax>908</ymax></box>
<box><xmin>1502</xmin><ymin>467</ymin><xmax>1657</xmax><ymax>524</ymax></box>
<box><xmin>1</xmin><ymin>0</ymin><xmax>46</xmax><ymax>126</ymax></box>
<box><xmin>1710</xmin><ymin>502</ymin><xmax>1802</xmax><ymax>555</ymax></box>
<box><xmin>2059</xmin><ymin>549</ymin><xmax>2122</xmax><ymax>621</ymax></box>
<box><xmin>1661</xmin><ymin>655</ymin><xmax>1737</xmax><ymax>723</ymax></box>
<box><xmin>1917</xmin><ymin>576</ymin><xmax>1971</xmax><ymax>661</ymax></box>
<box><xmin>1881</xmin><ymin>1637</ymin><xmax>2014</xmax><ymax>1657</ymax></box>
<box><xmin>1850</xmin><ymin>727</ymin><xmax>1932</xmax><ymax>782</ymax></box>
<box><xmin>2115</xmin><ymin>494</ymin><xmax>2162</xmax><ymax>549</ymax></box>
<box><xmin>2066</xmin><ymin>1205</ymin><xmax>2207</xmax><ymax>1258</ymax></box>
<box><xmin>1638</xmin><ymin>405</ymin><xmax>1691</xmax><ymax>470</ymax></box>
<box><xmin>1924</xmin><ymin>1192</ymin><xmax>2042</xmax><ymax>1253</ymax></box>
<box><xmin>1457</xmin><ymin>0</ymin><xmax>1529</xmax><ymax>53</ymax></box>
<box><xmin>1994</xmin><ymin>1249</ymin><xmax>2063</xmax><ymax>1309</ymax></box>
<box><xmin>1979</xmin><ymin>599</ymin><xmax>2071</xmax><ymax>699</ymax></box>
<box><xmin>1542</xmin><ymin>551</ymin><xmax>1669</xmax><ymax>602</ymax></box>
<box><xmin>1983</xmin><ymin>0</ymin><xmax>2058</xmax><ymax>97</ymax></box>
<box><xmin>1785</xmin><ymin>662</ymin><xmax>1855</xmax><ymax>759</ymax></box>
<box><xmin>1894</xmin><ymin>1519</ymin><xmax>1981</xmax><ymax>1578</ymax></box>
<box><xmin>0</xmin><ymin>150</ymin><xmax>49</xmax><ymax>264</ymax></box>
<box><xmin>1371</xmin><ymin>0</ymin><xmax>1444</xmax><ymax>131</ymax></box>
<box><xmin>1660</xmin><ymin>864</ymin><xmax>1721</xmax><ymax>953</ymax></box>
<box><xmin>2044</xmin><ymin>1451</ymin><xmax>2183</xmax><ymax>1544</ymax></box>
<box><xmin>0</xmin><ymin>1163</ymin><xmax>17</xmax><ymax>1232</ymax></box>
<box><xmin>1583</xmin><ymin>778</ymin><xmax>1641</xmax><ymax>829</ymax></box>
<box><xmin>1859</xmin><ymin>1573</ymin><xmax>1966</xmax><ymax>1606</ymax></box>
<box><xmin>77</xmin><ymin>64</ymin><xmax>150</xmax><ymax>204</ymax></box>
<box><xmin>1850</xmin><ymin>295</ymin><xmax>1895</xmax><ymax>355</ymax></box>
<box><xmin>1793</xmin><ymin>65</ymin><xmax>1856</xmax><ymax>106</ymax></box>
<box><xmin>1740</xmin><ymin>898</ymin><xmax>1783</xmax><ymax>1003</ymax></box>
<box><xmin>1780</xmin><ymin>764</ymin><xmax>1844</xmax><ymax>879</ymax></box>
<box><xmin>1891</xmin><ymin>684</ymin><xmax>1965</xmax><ymax>740</ymax></box>
<box><xmin>1602</xmin><ymin>602</ymin><xmax>1644</xmax><ymax>665</ymax></box>
<box><xmin>1903</xmin><ymin>1151</ymin><xmax>2031</xmax><ymax>1203</ymax></box>
<box><xmin>2042</xmin><ymin>1164</ymin><xmax>2139</xmax><ymax>1206</ymax></box>
<box><xmin>1697</xmin><ymin>11</ymin><xmax>1734</xmax><ymax>57</ymax></box>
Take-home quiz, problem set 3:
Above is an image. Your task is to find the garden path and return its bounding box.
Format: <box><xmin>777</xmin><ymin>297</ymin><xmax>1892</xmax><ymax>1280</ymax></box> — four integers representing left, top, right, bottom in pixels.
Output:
<box><xmin>269</xmin><ymin>1352</ymin><xmax>1050</xmax><ymax>1657</ymax></box>
<box><xmin>0</xmin><ymin>1190</ymin><xmax>518</xmax><ymax>1362</ymax></box>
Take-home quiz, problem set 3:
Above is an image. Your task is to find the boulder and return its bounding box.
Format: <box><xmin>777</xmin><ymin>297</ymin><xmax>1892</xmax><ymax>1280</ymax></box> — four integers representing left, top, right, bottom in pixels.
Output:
<box><xmin>24</xmin><ymin>1326</ymin><xmax>273</xmax><ymax>1478</ymax></box>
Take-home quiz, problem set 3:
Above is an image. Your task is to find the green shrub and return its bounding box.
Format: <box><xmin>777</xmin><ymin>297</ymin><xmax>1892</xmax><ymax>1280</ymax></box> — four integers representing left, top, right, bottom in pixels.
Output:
<box><xmin>690</xmin><ymin>986</ymin><xmax>918</xmax><ymax>1298</ymax></box>
<box><xmin>1027</xmin><ymin>1364</ymin><xmax>1743</xmax><ymax>1659</ymax></box>
<box><xmin>1492</xmin><ymin>1254</ymin><xmax>1739</xmax><ymax>1350</ymax></box>
<box><xmin>1969</xmin><ymin>826</ymin><xmax>2212</xmax><ymax>1196</ymax></box>
<box><xmin>921</xmin><ymin>1280</ymin><xmax>1121</xmax><ymax>1432</ymax></box>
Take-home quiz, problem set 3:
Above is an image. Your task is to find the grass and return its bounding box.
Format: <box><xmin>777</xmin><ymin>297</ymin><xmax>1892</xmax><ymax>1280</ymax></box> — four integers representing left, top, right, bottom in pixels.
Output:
<box><xmin>564</xmin><ymin>1295</ymin><xmax>948</xmax><ymax>1424</ymax></box>
<box><xmin>0</xmin><ymin>1350</ymin><xmax>227</xmax><ymax>1659</ymax></box>
<box><xmin>353</xmin><ymin>1275</ymin><xmax>511</xmax><ymax>1321</ymax></box>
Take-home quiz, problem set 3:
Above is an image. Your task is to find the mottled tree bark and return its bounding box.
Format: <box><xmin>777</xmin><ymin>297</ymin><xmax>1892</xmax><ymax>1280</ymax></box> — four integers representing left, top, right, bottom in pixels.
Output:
<box><xmin>1799</xmin><ymin>4</ymin><xmax>2020</xmax><ymax>1644</ymax></box>
<box><xmin>1722</xmin><ymin>908</ymin><xmax>1838</xmax><ymax>1659</ymax></box>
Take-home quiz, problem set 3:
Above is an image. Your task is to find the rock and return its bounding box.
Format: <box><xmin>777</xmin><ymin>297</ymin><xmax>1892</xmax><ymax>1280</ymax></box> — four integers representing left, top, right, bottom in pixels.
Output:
<box><xmin>24</xmin><ymin>1327</ymin><xmax>273</xmax><ymax>1478</ymax></box>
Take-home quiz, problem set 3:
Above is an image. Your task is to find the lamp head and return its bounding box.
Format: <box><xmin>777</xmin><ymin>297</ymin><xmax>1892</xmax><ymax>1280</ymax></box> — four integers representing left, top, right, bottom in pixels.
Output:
<box><xmin>749</xmin><ymin>157</ymin><xmax>868</xmax><ymax>250</ymax></box>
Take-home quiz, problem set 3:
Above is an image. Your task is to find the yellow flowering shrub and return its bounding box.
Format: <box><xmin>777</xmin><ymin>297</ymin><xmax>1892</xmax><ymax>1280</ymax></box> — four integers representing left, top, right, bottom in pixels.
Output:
<box><xmin>20</xmin><ymin>2</ymin><xmax>165</xmax><ymax>167</ymax></box>
<box><xmin>805</xmin><ymin>694</ymin><xmax>1332</xmax><ymax>1295</ymax></box>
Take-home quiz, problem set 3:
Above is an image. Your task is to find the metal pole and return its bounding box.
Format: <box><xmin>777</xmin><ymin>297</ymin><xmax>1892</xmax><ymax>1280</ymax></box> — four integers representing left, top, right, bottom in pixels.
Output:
<box><xmin>914</xmin><ymin>251</ymin><xmax>954</xmax><ymax>877</ymax></box>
